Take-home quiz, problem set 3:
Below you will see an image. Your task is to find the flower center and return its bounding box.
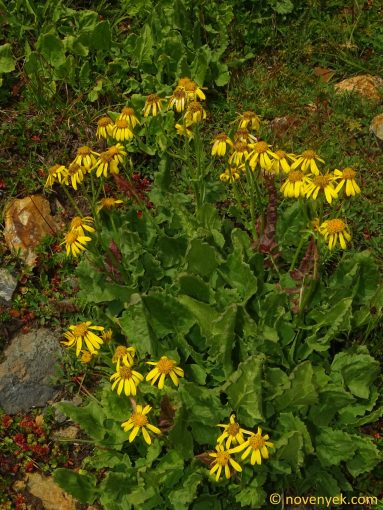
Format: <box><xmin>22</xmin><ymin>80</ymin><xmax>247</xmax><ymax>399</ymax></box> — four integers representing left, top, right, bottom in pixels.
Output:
<box><xmin>119</xmin><ymin>366</ymin><xmax>133</xmax><ymax>379</ymax></box>
<box><xmin>248</xmin><ymin>434</ymin><xmax>265</xmax><ymax>450</ymax></box>
<box><xmin>131</xmin><ymin>412</ymin><xmax>148</xmax><ymax>427</ymax></box>
<box><xmin>227</xmin><ymin>423</ymin><xmax>240</xmax><ymax>436</ymax></box>
<box><xmin>115</xmin><ymin>119</ymin><xmax>129</xmax><ymax>129</ymax></box>
<box><xmin>100</xmin><ymin>151</ymin><xmax>114</xmax><ymax>163</ymax></box>
<box><xmin>49</xmin><ymin>164</ymin><xmax>61</xmax><ymax>175</ymax></box>
<box><xmin>326</xmin><ymin>219</ymin><xmax>346</xmax><ymax>234</ymax></box>
<box><xmin>101</xmin><ymin>198</ymin><xmax>116</xmax><ymax>208</ymax></box>
<box><xmin>275</xmin><ymin>150</ymin><xmax>286</xmax><ymax>159</ymax></box>
<box><xmin>313</xmin><ymin>175</ymin><xmax>331</xmax><ymax>188</ymax></box>
<box><xmin>98</xmin><ymin>117</ymin><xmax>112</xmax><ymax>127</ymax></box>
<box><xmin>121</xmin><ymin>107</ymin><xmax>134</xmax><ymax>116</ymax></box>
<box><xmin>234</xmin><ymin>141</ymin><xmax>248</xmax><ymax>153</ymax></box>
<box><xmin>114</xmin><ymin>346</ymin><xmax>127</xmax><ymax>359</ymax></box>
<box><xmin>288</xmin><ymin>170</ymin><xmax>303</xmax><ymax>182</ymax></box>
<box><xmin>235</xmin><ymin>129</ymin><xmax>249</xmax><ymax>140</ymax></box>
<box><xmin>147</xmin><ymin>94</ymin><xmax>159</xmax><ymax>103</ymax></box>
<box><xmin>157</xmin><ymin>357</ymin><xmax>175</xmax><ymax>374</ymax></box>
<box><xmin>302</xmin><ymin>149</ymin><xmax>316</xmax><ymax>159</ymax></box>
<box><xmin>342</xmin><ymin>167</ymin><xmax>356</xmax><ymax>179</ymax></box>
<box><xmin>188</xmin><ymin>102</ymin><xmax>202</xmax><ymax>113</ymax></box>
<box><xmin>68</xmin><ymin>163</ymin><xmax>81</xmax><ymax>175</ymax></box>
<box><xmin>66</xmin><ymin>231</ymin><xmax>79</xmax><ymax>244</ymax></box>
<box><xmin>216</xmin><ymin>133</ymin><xmax>229</xmax><ymax>141</ymax></box>
<box><xmin>72</xmin><ymin>323</ymin><xmax>88</xmax><ymax>337</ymax></box>
<box><xmin>178</xmin><ymin>77</ymin><xmax>192</xmax><ymax>88</ymax></box>
<box><xmin>243</xmin><ymin>111</ymin><xmax>255</xmax><ymax>119</ymax></box>
<box><xmin>253</xmin><ymin>141</ymin><xmax>269</xmax><ymax>153</ymax></box>
<box><xmin>107</xmin><ymin>146</ymin><xmax>120</xmax><ymax>156</ymax></box>
<box><xmin>71</xmin><ymin>217</ymin><xmax>83</xmax><ymax>228</ymax></box>
<box><xmin>216</xmin><ymin>452</ymin><xmax>230</xmax><ymax>466</ymax></box>
<box><xmin>174</xmin><ymin>88</ymin><xmax>186</xmax><ymax>99</ymax></box>
<box><xmin>77</xmin><ymin>146</ymin><xmax>91</xmax><ymax>156</ymax></box>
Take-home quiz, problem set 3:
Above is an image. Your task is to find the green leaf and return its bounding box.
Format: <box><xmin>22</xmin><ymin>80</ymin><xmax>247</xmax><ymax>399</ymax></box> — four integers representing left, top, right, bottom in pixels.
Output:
<box><xmin>209</xmin><ymin>305</ymin><xmax>237</xmax><ymax>376</ymax></box>
<box><xmin>178</xmin><ymin>273</ymin><xmax>211</xmax><ymax>303</ymax></box>
<box><xmin>55</xmin><ymin>400</ymin><xmax>106</xmax><ymax>441</ymax></box>
<box><xmin>274</xmin><ymin>362</ymin><xmax>317</xmax><ymax>411</ymax></box>
<box><xmin>143</xmin><ymin>293</ymin><xmax>195</xmax><ymax>338</ymax></box>
<box><xmin>135</xmin><ymin>24</ymin><xmax>154</xmax><ymax>66</ymax></box>
<box><xmin>0</xmin><ymin>44</ymin><xmax>16</xmax><ymax>73</ymax></box>
<box><xmin>91</xmin><ymin>20</ymin><xmax>112</xmax><ymax>50</ymax></box>
<box><xmin>223</xmin><ymin>354</ymin><xmax>265</xmax><ymax>426</ymax></box>
<box><xmin>178</xmin><ymin>295</ymin><xmax>220</xmax><ymax>338</ymax></box>
<box><xmin>53</xmin><ymin>469</ymin><xmax>97</xmax><ymax>503</ymax></box>
<box><xmin>347</xmin><ymin>436</ymin><xmax>381</xmax><ymax>476</ymax></box>
<box><xmin>277</xmin><ymin>413</ymin><xmax>314</xmax><ymax>455</ymax></box>
<box><xmin>233</xmin><ymin>474</ymin><xmax>267</xmax><ymax>508</ymax></box>
<box><xmin>186</xmin><ymin>239</ymin><xmax>219</xmax><ymax>278</ymax></box>
<box><xmin>119</xmin><ymin>294</ymin><xmax>154</xmax><ymax>355</ymax></box>
<box><xmin>218</xmin><ymin>248</ymin><xmax>257</xmax><ymax>302</ymax></box>
<box><xmin>275</xmin><ymin>431</ymin><xmax>304</xmax><ymax>470</ymax></box>
<box><xmin>37</xmin><ymin>32</ymin><xmax>66</xmax><ymax>68</ymax></box>
<box><xmin>168</xmin><ymin>470</ymin><xmax>203</xmax><ymax>510</ymax></box>
<box><xmin>316</xmin><ymin>428</ymin><xmax>355</xmax><ymax>466</ymax></box>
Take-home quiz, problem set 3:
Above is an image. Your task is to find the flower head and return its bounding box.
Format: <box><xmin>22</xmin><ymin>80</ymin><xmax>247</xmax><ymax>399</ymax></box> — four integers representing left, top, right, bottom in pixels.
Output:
<box><xmin>236</xmin><ymin>111</ymin><xmax>261</xmax><ymax>130</ymax></box>
<box><xmin>146</xmin><ymin>356</ymin><xmax>184</xmax><ymax>389</ymax></box>
<box><xmin>175</xmin><ymin>123</ymin><xmax>193</xmax><ymax>139</ymax></box>
<box><xmin>80</xmin><ymin>351</ymin><xmax>93</xmax><ymax>364</ymax></box>
<box><xmin>211</xmin><ymin>133</ymin><xmax>233</xmax><ymax>157</ymax></box>
<box><xmin>291</xmin><ymin>149</ymin><xmax>324</xmax><ymax>175</ymax></box>
<box><xmin>110</xmin><ymin>366</ymin><xmax>144</xmax><ymax>396</ymax></box>
<box><xmin>45</xmin><ymin>164</ymin><xmax>67</xmax><ymax>188</ymax></box>
<box><xmin>229</xmin><ymin>426</ymin><xmax>273</xmax><ymax>465</ymax></box>
<box><xmin>121</xmin><ymin>404</ymin><xmax>161</xmax><ymax>444</ymax></box>
<box><xmin>267</xmin><ymin>150</ymin><xmax>295</xmax><ymax>175</ymax></box>
<box><xmin>97</xmin><ymin>197</ymin><xmax>124</xmax><ymax>213</ymax></box>
<box><xmin>318</xmin><ymin>218</ymin><xmax>351</xmax><ymax>250</ymax></box>
<box><xmin>280</xmin><ymin>170</ymin><xmax>308</xmax><ymax>198</ymax></box>
<box><xmin>334</xmin><ymin>167</ymin><xmax>361</xmax><ymax>196</ymax></box>
<box><xmin>65</xmin><ymin>163</ymin><xmax>86</xmax><ymax>190</ymax></box>
<box><xmin>228</xmin><ymin>141</ymin><xmax>250</xmax><ymax>166</ymax></box>
<box><xmin>209</xmin><ymin>444</ymin><xmax>242</xmax><ymax>481</ymax></box>
<box><xmin>96</xmin><ymin>151</ymin><xmax>120</xmax><ymax>178</ymax></box>
<box><xmin>217</xmin><ymin>414</ymin><xmax>251</xmax><ymax>448</ymax></box>
<box><xmin>73</xmin><ymin>146</ymin><xmax>98</xmax><ymax>171</ymax></box>
<box><xmin>62</xmin><ymin>230</ymin><xmax>92</xmax><ymax>257</ymax></box>
<box><xmin>305</xmin><ymin>172</ymin><xmax>338</xmax><ymax>204</ymax></box>
<box><xmin>119</xmin><ymin>107</ymin><xmax>140</xmax><ymax>128</ymax></box>
<box><xmin>70</xmin><ymin>216</ymin><xmax>95</xmax><ymax>236</ymax></box>
<box><xmin>62</xmin><ymin>321</ymin><xmax>104</xmax><ymax>357</ymax></box>
<box><xmin>143</xmin><ymin>94</ymin><xmax>164</xmax><ymax>117</ymax></box>
<box><xmin>178</xmin><ymin>77</ymin><xmax>206</xmax><ymax>101</ymax></box>
<box><xmin>168</xmin><ymin>87</ymin><xmax>187</xmax><ymax>112</ymax></box>
<box><xmin>112</xmin><ymin>119</ymin><xmax>134</xmax><ymax>141</ymax></box>
<box><xmin>220</xmin><ymin>168</ymin><xmax>241</xmax><ymax>183</ymax></box>
<box><xmin>184</xmin><ymin>101</ymin><xmax>207</xmax><ymax>125</ymax></box>
<box><xmin>249</xmin><ymin>141</ymin><xmax>277</xmax><ymax>171</ymax></box>
<box><xmin>107</xmin><ymin>144</ymin><xmax>127</xmax><ymax>164</ymax></box>
<box><xmin>112</xmin><ymin>345</ymin><xmax>136</xmax><ymax>369</ymax></box>
<box><xmin>101</xmin><ymin>330</ymin><xmax>113</xmax><ymax>343</ymax></box>
<box><xmin>96</xmin><ymin>117</ymin><xmax>113</xmax><ymax>139</ymax></box>
<box><xmin>233</xmin><ymin>128</ymin><xmax>257</xmax><ymax>144</ymax></box>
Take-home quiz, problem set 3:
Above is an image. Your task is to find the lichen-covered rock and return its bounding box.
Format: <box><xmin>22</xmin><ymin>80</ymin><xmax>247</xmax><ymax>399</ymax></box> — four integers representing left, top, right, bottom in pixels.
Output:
<box><xmin>26</xmin><ymin>473</ymin><xmax>77</xmax><ymax>510</ymax></box>
<box><xmin>335</xmin><ymin>74</ymin><xmax>383</xmax><ymax>102</ymax></box>
<box><xmin>0</xmin><ymin>268</ymin><xmax>17</xmax><ymax>303</ymax></box>
<box><xmin>370</xmin><ymin>113</ymin><xmax>383</xmax><ymax>141</ymax></box>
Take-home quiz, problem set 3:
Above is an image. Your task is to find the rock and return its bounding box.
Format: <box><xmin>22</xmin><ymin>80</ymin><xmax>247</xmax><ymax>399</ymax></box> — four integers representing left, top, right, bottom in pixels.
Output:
<box><xmin>335</xmin><ymin>74</ymin><xmax>383</xmax><ymax>102</ymax></box>
<box><xmin>270</xmin><ymin>115</ymin><xmax>298</xmax><ymax>137</ymax></box>
<box><xmin>0</xmin><ymin>328</ymin><xmax>62</xmax><ymax>414</ymax></box>
<box><xmin>370</xmin><ymin>113</ymin><xmax>383</xmax><ymax>140</ymax></box>
<box><xmin>0</xmin><ymin>268</ymin><xmax>17</xmax><ymax>303</ymax></box>
<box><xmin>26</xmin><ymin>473</ymin><xmax>77</xmax><ymax>510</ymax></box>
<box><xmin>52</xmin><ymin>425</ymin><xmax>79</xmax><ymax>440</ymax></box>
<box><xmin>3</xmin><ymin>195</ymin><xmax>57</xmax><ymax>267</ymax></box>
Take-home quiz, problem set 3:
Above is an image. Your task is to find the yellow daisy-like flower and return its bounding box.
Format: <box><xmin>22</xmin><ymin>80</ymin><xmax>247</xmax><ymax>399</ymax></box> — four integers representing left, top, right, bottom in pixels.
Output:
<box><xmin>237</xmin><ymin>111</ymin><xmax>261</xmax><ymax>130</ymax></box>
<box><xmin>168</xmin><ymin>87</ymin><xmax>188</xmax><ymax>113</ymax></box>
<box><xmin>233</xmin><ymin>128</ymin><xmax>257</xmax><ymax>144</ymax></box>
<box><xmin>143</xmin><ymin>94</ymin><xmax>164</xmax><ymax>117</ymax></box>
<box><xmin>121</xmin><ymin>404</ymin><xmax>161</xmax><ymax>444</ymax></box>
<box><xmin>70</xmin><ymin>216</ymin><xmax>95</xmax><ymax>236</ymax></box>
<box><xmin>228</xmin><ymin>141</ymin><xmax>250</xmax><ymax>166</ymax></box>
<box><xmin>178</xmin><ymin>77</ymin><xmax>206</xmax><ymax>101</ymax></box>
<box><xmin>248</xmin><ymin>141</ymin><xmax>277</xmax><ymax>171</ymax></box>
<box><xmin>318</xmin><ymin>218</ymin><xmax>352</xmax><ymax>250</ymax></box>
<box><xmin>96</xmin><ymin>197</ymin><xmax>124</xmax><ymax>213</ymax></box>
<box><xmin>334</xmin><ymin>167</ymin><xmax>361</xmax><ymax>196</ymax></box>
<box><xmin>220</xmin><ymin>168</ymin><xmax>241</xmax><ymax>183</ymax></box>
<box><xmin>96</xmin><ymin>116</ymin><xmax>114</xmax><ymax>139</ymax></box>
<box><xmin>112</xmin><ymin>119</ymin><xmax>134</xmax><ymax>142</ymax></box>
<box><xmin>175</xmin><ymin>123</ymin><xmax>193</xmax><ymax>138</ymax></box>
<box><xmin>73</xmin><ymin>146</ymin><xmax>98</xmax><ymax>171</ymax></box>
<box><xmin>217</xmin><ymin>414</ymin><xmax>251</xmax><ymax>449</ymax></box>
<box><xmin>305</xmin><ymin>173</ymin><xmax>338</xmax><ymax>204</ymax></box>
<box><xmin>209</xmin><ymin>444</ymin><xmax>242</xmax><ymax>481</ymax></box>
<box><xmin>62</xmin><ymin>229</ymin><xmax>92</xmax><ymax>257</ymax></box>
<box><xmin>112</xmin><ymin>345</ymin><xmax>136</xmax><ymax>369</ymax></box>
<box><xmin>96</xmin><ymin>151</ymin><xmax>120</xmax><ymax>178</ymax></box>
<box><xmin>106</xmin><ymin>144</ymin><xmax>127</xmax><ymax>164</ymax></box>
<box><xmin>110</xmin><ymin>365</ymin><xmax>144</xmax><ymax>396</ymax></box>
<box><xmin>45</xmin><ymin>164</ymin><xmax>67</xmax><ymax>188</ymax></box>
<box><xmin>80</xmin><ymin>351</ymin><xmax>93</xmax><ymax>364</ymax></box>
<box><xmin>146</xmin><ymin>356</ymin><xmax>184</xmax><ymax>389</ymax></box>
<box><xmin>61</xmin><ymin>321</ymin><xmax>104</xmax><ymax>357</ymax></box>
<box><xmin>101</xmin><ymin>329</ymin><xmax>113</xmax><ymax>343</ymax></box>
<box><xmin>119</xmin><ymin>107</ymin><xmax>140</xmax><ymax>129</ymax></box>
<box><xmin>184</xmin><ymin>101</ymin><xmax>207</xmax><ymax>125</ymax></box>
<box><xmin>229</xmin><ymin>427</ymin><xmax>274</xmax><ymax>465</ymax></box>
<box><xmin>267</xmin><ymin>149</ymin><xmax>295</xmax><ymax>175</ymax></box>
<box><xmin>280</xmin><ymin>170</ymin><xmax>308</xmax><ymax>198</ymax></box>
<box><xmin>65</xmin><ymin>163</ymin><xmax>86</xmax><ymax>191</ymax></box>
<box><xmin>291</xmin><ymin>149</ymin><xmax>324</xmax><ymax>175</ymax></box>
<box><xmin>211</xmin><ymin>133</ymin><xmax>233</xmax><ymax>156</ymax></box>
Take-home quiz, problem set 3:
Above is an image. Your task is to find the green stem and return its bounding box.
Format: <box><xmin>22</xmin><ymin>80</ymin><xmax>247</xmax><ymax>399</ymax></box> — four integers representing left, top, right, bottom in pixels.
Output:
<box><xmin>61</xmin><ymin>184</ymin><xmax>84</xmax><ymax>216</ymax></box>
<box><xmin>289</xmin><ymin>235</ymin><xmax>307</xmax><ymax>272</ymax></box>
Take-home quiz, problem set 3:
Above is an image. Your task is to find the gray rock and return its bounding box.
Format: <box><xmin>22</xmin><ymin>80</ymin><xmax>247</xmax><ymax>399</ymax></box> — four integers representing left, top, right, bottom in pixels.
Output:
<box><xmin>0</xmin><ymin>329</ymin><xmax>62</xmax><ymax>414</ymax></box>
<box><xmin>0</xmin><ymin>268</ymin><xmax>17</xmax><ymax>303</ymax></box>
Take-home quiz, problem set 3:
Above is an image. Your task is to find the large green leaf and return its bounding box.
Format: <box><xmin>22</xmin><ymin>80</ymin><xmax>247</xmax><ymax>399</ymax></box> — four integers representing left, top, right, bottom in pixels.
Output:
<box><xmin>316</xmin><ymin>428</ymin><xmax>355</xmax><ymax>466</ymax></box>
<box><xmin>0</xmin><ymin>44</ymin><xmax>16</xmax><ymax>73</ymax></box>
<box><xmin>142</xmin><ymin>293</ymin><xmax>195</xmax><ymax>338</ymax></box>
<box><xmin>186</xmin><ymin>239</ymin><xmax>219</xmax><ymax>278</ymax></box>
<box><xmin>274</xmin><ymin>362</ymin><xmax>317</xmax><ymax>411</ymax></box>
<box><xmin>36</xmin><ymin>32</ymin><xmax>66</xmax><ymax>67</ymax></box>
<box><xmin>168</xmin><ymin>470</ymin><xmax>203</xmax><ymax>510</ymax></box>
<box><xmin>53</xmin><ymin>469</ymin><xmax>97</xmax><ymax>503</ymax></box>
<box><xmin>119</xmin><ymin>294</ymin><xmax>154</xmax><ymax>355</ymax></box>
<box><xmin>56</xmin><ymin>400</ymin><xmax>106</xmax><ymax>441</ymax></box>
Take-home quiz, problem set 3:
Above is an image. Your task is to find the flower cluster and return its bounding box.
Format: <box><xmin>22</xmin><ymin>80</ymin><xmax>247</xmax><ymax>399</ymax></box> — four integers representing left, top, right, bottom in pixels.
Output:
<box><xmin>62</xmin><ymin>216</ymin><xmax>95</xmax><ymax>257</ymax></box>
<box><xmin>205</xmin><ymin>414</ymin><xmax>274</xmax><ymax>481</ymax></box>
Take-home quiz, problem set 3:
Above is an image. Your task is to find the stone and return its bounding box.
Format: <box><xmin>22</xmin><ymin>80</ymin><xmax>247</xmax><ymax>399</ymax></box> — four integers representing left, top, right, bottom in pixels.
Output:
<box><xmin>0</xmin><ymin>268</ymin><xmax>17</xmax><ymax>302</ymax></box>
<box><xmin>335</xmin><ymin>74</ymin><xmax>383</xmax><ymax>102</ymax></box>
<box><xmin>26</xmin><ymin>473</ymin><xmax>77</xmax><ymax>510</ymax></box>
<box><xmin>0</xmin><ymin>328</ymin><xmax>62</xmax><ymax>414</ymax></box>
<box><xmin>370</xmin><ymin>113</ymin><xmax>383</xmax><ymax>140</ymax></box>
<box><xmin>3</xmin><ymin>195</ymin><xmax>57</xmax><ymax>267</ymax></box>
<box><xmin>269</xmin><ymin>115</ymin><xmax>298</xmax><ymax>137</ymax></box>
<box><xmin>52</xmin><ymin>425</ymin><xmax>79</xmax><ymax>440</ymax></box>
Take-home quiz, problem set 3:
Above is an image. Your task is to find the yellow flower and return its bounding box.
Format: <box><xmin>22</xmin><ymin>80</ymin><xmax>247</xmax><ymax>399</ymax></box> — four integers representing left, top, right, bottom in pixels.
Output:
<box><xmin>107</xmin><ymin>144</ymin><xmax>127</xmax><ymax>164</ymax></box>
<box><xmin>233</xmin><ymin>128</ymin><xmax>257</xmax><ymax>144</ymax></box>
<box><xmin>96</xmin><ymin>197</ymin><xmax>124</xmax><ymax>213</ymax></box>
<box><xmin>248</xmin><ymin>141</ymin><xmax>277</xmax><ymax>171</ymax></box>
<box><xmin>217</xmin><ymin>414</ymin><xmax>251</xmax><ymax>449</ymax></box>
<box><xmin>110</xmin><ymin>366</ymin><xmax>144</xmax><ymax>396</ymax></box>
<box><xmin>62</xmin><ymin>321</ymin><xmax>104</xmax><ymax>357</ymax></box>
<box><xmin>73</xmin><ymin>146</ymin><xmax>98</xmax><ymax>171</ymax></box>
<box><xmin>209</xmin><ymin>444</ymin><xmax>242</xmax><ymax>481</ymax></box>
<box><xmin>96</xmin><ymin>151</ymin><xmax>120</xmax><ymax>178</ymax></box>
<box><xmin>220</xmin><ymin>168</ymin><xmax>241</xmax><ymax>183</ymax></box>
<box><xmin>175</xmin><ymin>123</ymin><xmax>193</xmax><ymax>138</ymax></box>
<box><xmin>184</xmin><ymin>101</ymin><xmax>207</xmax><ymax>125</ymax></box>
<box><xmin>280</xmin><ymin>170</ymin><xmax>308</xmax><ymax>198</ymax></box>
<box><xmin>80</xmin><ymin>351</ymin><xmax>93</xmax><ymax>364</ymax></box>
<box><xmin>119</xmin><ymin>107</ymin><xmax>140</xmax><ymax>128</ymax></box>
<box><xmin>45</xmin><ymin>164</ymin><xmax>67</xmax><ymax>188</ymax></box>
<box><xmin>334</xmin><ymin>167</ymin><xmax>361</xmax><ymax>196</ymax></box>
<box><xmin>112</xmin><ymin>119</ymin><xmax>134</xmax><ymax>141</ymax></box>
<box><xmin>146</xmin><ymin>356</ymin><xmax>184</xmax><ymax>389</ymax></box>
<box><xmin>65</xmin><ymin>163</ymin><xmax>86</xmax><ymax>190</ymax></box>
<box><xmin>211</xmin><ymin>133</ymin><xmax>233</xmax><ymax>156</ymax></box>
<box><xmin>236</xmin><ymin>111</ymin><xmax>261</xmax><ymax>130</ymax></box>
<box><xmin>178</xmin><ymin>77</ymin><xmax>206</xmax><ymax>101</ymax></box>
<box><xmin>112</xmin><ymin>345</ymin><xmax>136</xmax><ymax>369</ymax></box>
<box><xmin>304</xmin><ymin>173</ymin><xmax>338</xmax><ymax>204</ymax></box>
<box><xmin>70</xmin><ymin>216</ymin><xmax>95</xmax><ymax>236</ymax></box>
<box><xmin>143</xmin><ymin>94</ymin><xmax>164</xmax><ymax>117</ymax></box>
<box><xmin>121</xmin><ymin>404</ymin><xmax>161</xmax><ymax>444</ymax></box>
<box><xmin>267</xmin><ymin>150</ymin><xmax>295</xmax><ymax>175</ymax></box>
<box><xmin>318</xmin><ymin>218</ymin><xmax>352</xmax><ymax>250</ymax></box>
<box><xmin>62</xmin><ymin>229</ymin><xmax>92</xmax><ymax>257</ymax></box>
<box><xmin>290</xmin><ymin>149</ymin><xmax>324</xmax><ymax>175</ymax></box>
<box><xmin>228</xmin><ymin>141</ymin><xmax>250</xmax><ymax>166</ymax></box>
<box><xmin>96</xmin><ymin>116</ymin><xmax>114</xmax><ymax>139</ymax></box>
<box><xmin>102</xmin><ymin>329</ymin><xmax>113</xmax><ymax>343</ymax></box>
<box><xmin>229</xmin><ymin>427</ymin><xmax>274</xmax><ymax>465</ymax></box>
<box><xmin>168</xmin><ymin>87</ymin><xmax>188</xmax><ymax>112</ymax></box>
